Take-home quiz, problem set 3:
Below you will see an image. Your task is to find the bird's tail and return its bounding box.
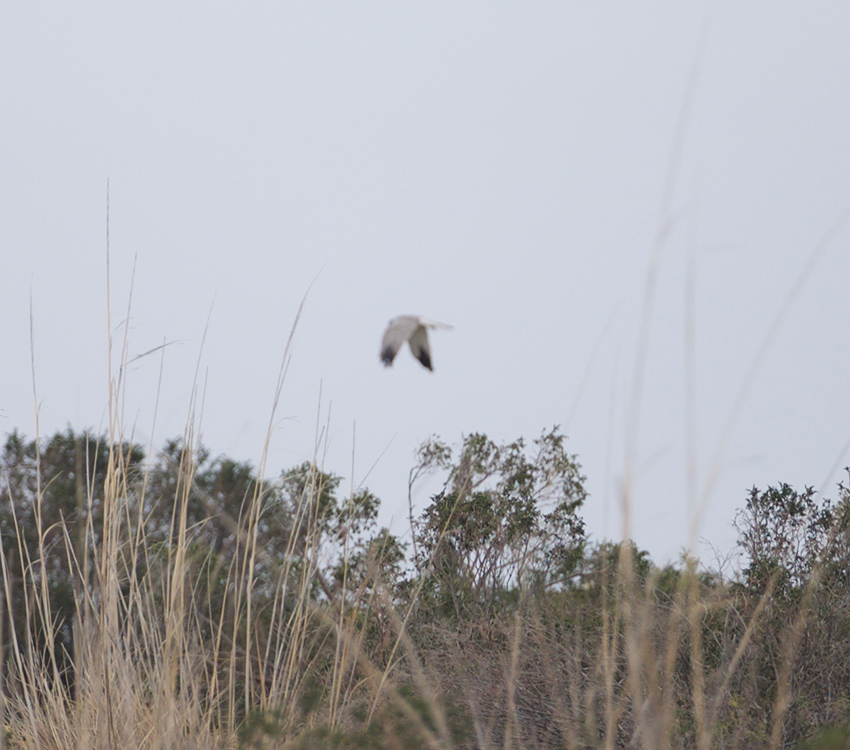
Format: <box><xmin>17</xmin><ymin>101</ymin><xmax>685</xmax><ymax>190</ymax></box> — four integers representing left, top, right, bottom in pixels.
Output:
<box><xmin>420</xmin><ymin>319</ymin><xmax>453</xmax><ymax>330</ymax></box>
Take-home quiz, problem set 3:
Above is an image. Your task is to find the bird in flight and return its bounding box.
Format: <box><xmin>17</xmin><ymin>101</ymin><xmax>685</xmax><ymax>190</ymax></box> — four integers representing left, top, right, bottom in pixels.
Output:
<box><xmin>380</xmin><ymin>315</ymin><xmax>453</xmax><ymax>371</ymax></box>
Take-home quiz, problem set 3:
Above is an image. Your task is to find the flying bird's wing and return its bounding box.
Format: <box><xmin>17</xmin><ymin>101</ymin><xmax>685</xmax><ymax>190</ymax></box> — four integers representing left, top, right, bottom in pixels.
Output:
<box><xmin>407</xmin><ymin>324</ymin><xmax>433</xmax><ymax>371</ymax></box>
<box><xmin>380</xmin><ymin>316</ymin><xmax>420</xmax><ymax>367</ymax></box>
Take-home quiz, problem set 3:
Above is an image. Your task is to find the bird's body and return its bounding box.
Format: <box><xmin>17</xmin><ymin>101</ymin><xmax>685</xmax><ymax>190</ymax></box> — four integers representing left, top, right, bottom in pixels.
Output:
<box><xmin>380</xmin><ymin>315</ymin><xmax>452</xmax><ymax>371</ymax></box>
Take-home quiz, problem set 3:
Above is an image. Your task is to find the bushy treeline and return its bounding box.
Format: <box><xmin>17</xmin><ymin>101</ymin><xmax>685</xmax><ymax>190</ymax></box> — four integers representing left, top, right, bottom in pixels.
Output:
<box><xmin>1</xmin><ymin>426</ymin><xmax>849</xmax><ymax>749</ymax></box>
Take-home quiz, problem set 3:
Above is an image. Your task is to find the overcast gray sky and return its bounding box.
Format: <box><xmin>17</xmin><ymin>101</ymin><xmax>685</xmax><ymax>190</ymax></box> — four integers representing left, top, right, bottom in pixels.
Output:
<box><xmin>2</xmin><ymin>3</ymin><xmax>850</xmax><ymax>565</ymax></box>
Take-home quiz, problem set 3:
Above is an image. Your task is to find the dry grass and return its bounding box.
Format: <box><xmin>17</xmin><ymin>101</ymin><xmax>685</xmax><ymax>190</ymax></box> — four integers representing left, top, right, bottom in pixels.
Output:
<box><xmin>3</xmin><ymin>410</ymin><xmax>849</xmax><ymax>750</ymax></box>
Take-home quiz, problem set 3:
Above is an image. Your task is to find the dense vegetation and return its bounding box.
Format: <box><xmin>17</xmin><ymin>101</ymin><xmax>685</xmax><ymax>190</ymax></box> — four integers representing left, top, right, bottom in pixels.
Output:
<box><xmin>1</xmin><ymin>426</ymin><xmax>849</xmax><ymax>749</ymax></box>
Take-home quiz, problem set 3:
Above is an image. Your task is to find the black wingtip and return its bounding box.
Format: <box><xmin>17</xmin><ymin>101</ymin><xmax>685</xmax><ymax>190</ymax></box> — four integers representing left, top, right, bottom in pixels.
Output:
<box><xmin>380</xmin><ymin>347</ymin><xmax>395</xmax><ymax>367</ymax></box>
<box><xmin>416</xmin><ymin>350</ymin><xmax>433</xmax><ymax>371</ymax></box>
